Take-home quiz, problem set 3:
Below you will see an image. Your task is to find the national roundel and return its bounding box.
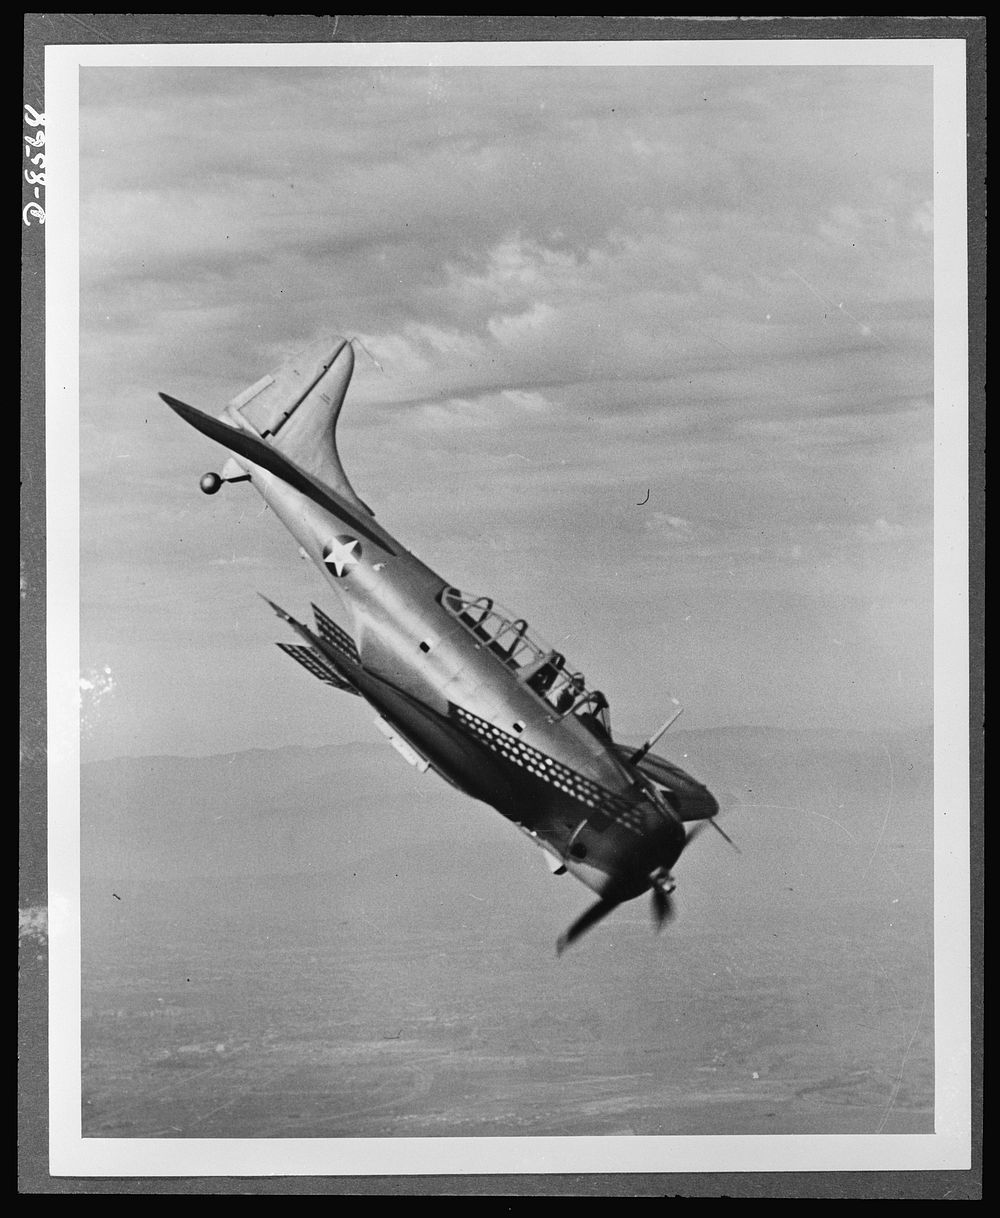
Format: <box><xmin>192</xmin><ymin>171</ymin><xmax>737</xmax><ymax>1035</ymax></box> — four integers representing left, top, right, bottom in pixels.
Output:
<box><xmin>323</xmin><ymin>535</ymin><xmax>362</xmax><ymax>577</ymax></box>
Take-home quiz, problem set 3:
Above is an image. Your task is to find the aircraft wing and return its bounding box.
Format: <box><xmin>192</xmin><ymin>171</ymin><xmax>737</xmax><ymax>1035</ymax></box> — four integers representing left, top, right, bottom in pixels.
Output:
<box><xmin>310</xmin><ymin>602</ymin><xmax>360</xmax><ymax>665</ymax></box>
<box><xmin>264</xmin><ymin>598</ymin><xmax>362</xmax><ymax>697</ymax></box>
<box><xmin>277</xmin><ymin>644</ymin><xmax>359</xmax><ymax>695</ymax></box>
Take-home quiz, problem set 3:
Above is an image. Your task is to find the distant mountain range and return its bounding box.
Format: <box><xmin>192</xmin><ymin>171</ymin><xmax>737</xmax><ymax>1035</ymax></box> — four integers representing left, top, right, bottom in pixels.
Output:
<box><xmin>80</xmin><ymin>725</ymin><xmax>934</xmax><ymax>888</ymax></box>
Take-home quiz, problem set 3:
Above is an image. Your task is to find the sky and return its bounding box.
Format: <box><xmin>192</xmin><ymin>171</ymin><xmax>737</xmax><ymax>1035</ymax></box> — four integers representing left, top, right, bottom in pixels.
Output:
<box><xmin>76</xmin><ymin>61</ymin><xmax>936</xmax><ymax>760</ymax></box>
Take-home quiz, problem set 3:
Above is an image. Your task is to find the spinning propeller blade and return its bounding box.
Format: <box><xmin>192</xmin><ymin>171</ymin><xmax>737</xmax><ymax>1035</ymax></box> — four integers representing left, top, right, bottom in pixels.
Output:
<box><xmin>707</xmin><ymin>817</ymin><xmax>739</xmax><ymax>850</ymax></box>
<box><xmin>686</xmin><ymin>817</ymin><xmax>739</xmax><ymax>852</ymax></box>
<box><xmin>556</xmin><ymin>898</ymin><xmax>620</xmax><ymax>955</ymax></box>
<box><xmin>556</xmin><ymin>813</ymin><xmax>736</xmax><ymax>954</ymax></box>
<box><xmin>650</xmin><ymin>884</ymin><xmax>676</xmax><ymax>931</ymax></box>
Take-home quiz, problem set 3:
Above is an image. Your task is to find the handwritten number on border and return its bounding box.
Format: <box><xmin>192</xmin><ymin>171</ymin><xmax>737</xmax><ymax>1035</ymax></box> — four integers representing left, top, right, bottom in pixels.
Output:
<box><xmin>23</xmin><ymin>105</ymin><xmax>46</xmax><ymax>225</ymax></box>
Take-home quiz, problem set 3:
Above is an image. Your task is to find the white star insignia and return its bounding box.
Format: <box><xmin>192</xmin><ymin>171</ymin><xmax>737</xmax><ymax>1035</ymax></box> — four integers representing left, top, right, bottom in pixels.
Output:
<box><xmin>323</xmin><ymin>535</ymin><xmax>362</xmax><ymax>577</ymax></box>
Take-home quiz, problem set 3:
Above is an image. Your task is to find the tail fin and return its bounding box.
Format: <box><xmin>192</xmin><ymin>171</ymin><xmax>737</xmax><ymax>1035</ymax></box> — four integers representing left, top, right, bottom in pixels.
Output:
<box><xmin>224</xmin><ymin>337</ymin><xmax>372</xmax><ymax>516</ymax></box>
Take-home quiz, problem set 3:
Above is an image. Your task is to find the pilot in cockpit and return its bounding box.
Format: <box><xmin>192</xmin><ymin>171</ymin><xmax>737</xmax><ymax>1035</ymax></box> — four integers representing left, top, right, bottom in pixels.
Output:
<box><xmin>527</xmin><ymin>652</ymin><xmax>565</xmax><ymax>697</ymax></box>
<box><xmin>555</xmin><ymin>672</ymin><xmax>586</xmax><ymax>714</ymax></box>
<box><xmin>579</xmin><ymin>688</ymin><xmax>611</xmax><ymax>735</ymax></box>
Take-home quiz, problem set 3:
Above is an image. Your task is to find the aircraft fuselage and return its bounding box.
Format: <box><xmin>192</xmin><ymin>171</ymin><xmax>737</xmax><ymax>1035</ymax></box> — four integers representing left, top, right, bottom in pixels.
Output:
<box><xmin>243</xmin><ymin>460</ymin><xmax>688</xmax><ymax>903</ymax></box>
<box><xmin>161</xmin><ymin>337</ymin><xmax>717</xmax><ymax>942</ymax></box>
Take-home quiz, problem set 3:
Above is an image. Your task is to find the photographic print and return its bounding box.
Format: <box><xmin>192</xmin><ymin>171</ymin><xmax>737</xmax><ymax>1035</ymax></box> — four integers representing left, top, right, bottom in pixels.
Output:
<box><xmin>35</xmin><ymin>29</ymin><xmax>973</xmax><ymax>1182</ymax></box>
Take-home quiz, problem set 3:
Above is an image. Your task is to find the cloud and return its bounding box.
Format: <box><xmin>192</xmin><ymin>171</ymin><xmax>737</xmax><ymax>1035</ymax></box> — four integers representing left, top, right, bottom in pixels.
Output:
<box><xmin>80</xmin><ymin>64</ymin><xmax>934</xmax><ymax>452</ymax></box>
<box><xmin>77</xmin><ymin>63</ymin><xmax>937</xmax><ymax>750</ymax></box>
<box><xmin>645</xmin><ymin>512</ymin><xmax>696</xmax><ymax>537</ymax></box>
<box><xmin>413</xmin><ymin>386</ymin><xmax>553</xmax><ymax>430</ymax></box>
<box><xmin>487</xmin><ymin>301</ymin><xmax>557</xmax><ymax>346</ymax></box>
<box><xmin>500</xmin><ymin>389</ymin><xmax>548</xmax><ymax>413</ymax></box>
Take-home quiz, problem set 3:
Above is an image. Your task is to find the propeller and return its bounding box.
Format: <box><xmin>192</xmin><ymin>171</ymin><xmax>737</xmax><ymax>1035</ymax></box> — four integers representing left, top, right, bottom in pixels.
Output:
<box><xmin>648</xmin><ymin>863</ymin><xmax>677</xmax><ymax>932</ymax></box>
<box><xmin>686</xmin><ymin>816</ymin><xmax>740</xmax><ymax>852</ymax></box>
<box><xmin>556</xmin><ymin>897</ymin><xmax>620</xmax><ymax>956</ymax></box>
<box><xmin>555</xmin><ymin>814</ymin><xmax>738</xmax><ymax>954</ymax></box>
<box><xmin>650</xmin><ymin>882</ymin><xmax>676</xmax><ymax>930</ymax></box>
<box><xmin>706</xmin><ymin>817</ymin><xmax>739</xmax><ymax>850</ymax></box>
<box><xmin>556</xmin><ymin>883</ymin><xmax>675</xmax><ymax>954</ymax></box>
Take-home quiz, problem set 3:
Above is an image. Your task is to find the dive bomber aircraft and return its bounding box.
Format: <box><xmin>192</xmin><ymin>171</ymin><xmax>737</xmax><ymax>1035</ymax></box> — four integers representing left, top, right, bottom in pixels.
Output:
<box><xmin>161</xmin><ymin>337</ymin><xmax>725</xmax><ymax>952</ymax></box>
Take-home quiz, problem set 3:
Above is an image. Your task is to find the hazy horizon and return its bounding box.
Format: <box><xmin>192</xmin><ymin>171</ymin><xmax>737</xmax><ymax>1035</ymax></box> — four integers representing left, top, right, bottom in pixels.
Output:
<box><xmin>80</xmin><ymin>719</ymin><xmax>934</xmax><ymax>765</ymax></box>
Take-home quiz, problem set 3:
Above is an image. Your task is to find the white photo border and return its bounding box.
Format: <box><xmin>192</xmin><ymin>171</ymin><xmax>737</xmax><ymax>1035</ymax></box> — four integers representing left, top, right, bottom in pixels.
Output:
<box><xmin>44</xmin><ymin>36</ymin><xmax>971</xmax><ymax>1178</ymax></box>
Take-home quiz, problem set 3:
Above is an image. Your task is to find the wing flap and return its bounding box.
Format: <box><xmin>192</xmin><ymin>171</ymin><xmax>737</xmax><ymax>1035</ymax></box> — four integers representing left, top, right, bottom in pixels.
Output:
<box><xmin>276</xmin><ymin>643</ymin><xmax>359</xmax><ymax>695</ymax></box>
<box><xmin>311</xmin><ymin>603</ymin><xmax>361</xmax><ymax>665</ymax></box>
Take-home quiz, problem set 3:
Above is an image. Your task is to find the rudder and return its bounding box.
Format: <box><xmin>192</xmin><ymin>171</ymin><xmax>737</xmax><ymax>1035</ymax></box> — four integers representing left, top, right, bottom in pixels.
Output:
<box><xmin>225</xmin><ymin>337</ymin><xmax>371</xmax><ymax>516</ymax></box>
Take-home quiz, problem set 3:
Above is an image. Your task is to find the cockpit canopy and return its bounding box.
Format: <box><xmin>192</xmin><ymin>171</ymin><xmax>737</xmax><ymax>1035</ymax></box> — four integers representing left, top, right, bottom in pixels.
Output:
<box><xmin>440</xmin><ymin>587</ymin><xmax>611</xmax><ymax>731</ymax></box>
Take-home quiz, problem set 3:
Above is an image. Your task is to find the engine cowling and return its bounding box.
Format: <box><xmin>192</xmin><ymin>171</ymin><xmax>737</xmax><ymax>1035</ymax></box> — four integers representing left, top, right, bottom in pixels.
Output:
<box><xmin>614</xmin><ymin>744</ymin><xmax>719</xmax><ymax>822</ymax></box>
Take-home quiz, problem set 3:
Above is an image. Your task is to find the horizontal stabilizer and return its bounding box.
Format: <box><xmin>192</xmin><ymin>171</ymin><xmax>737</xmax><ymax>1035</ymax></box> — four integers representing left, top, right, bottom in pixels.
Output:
<box><xmin>159</xmin><ymin>392</ymin><xmax>393</xmax><ymax>554</ymax></box>
<box><xmin>276</xmin><ymin>643</ymin><xmax>359</xmax><ymax>695</ymax></box>
<box><xmin>312</xmin><ymin>603</ymin><xmax>360</xmax><ymax>664</ymax></box>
